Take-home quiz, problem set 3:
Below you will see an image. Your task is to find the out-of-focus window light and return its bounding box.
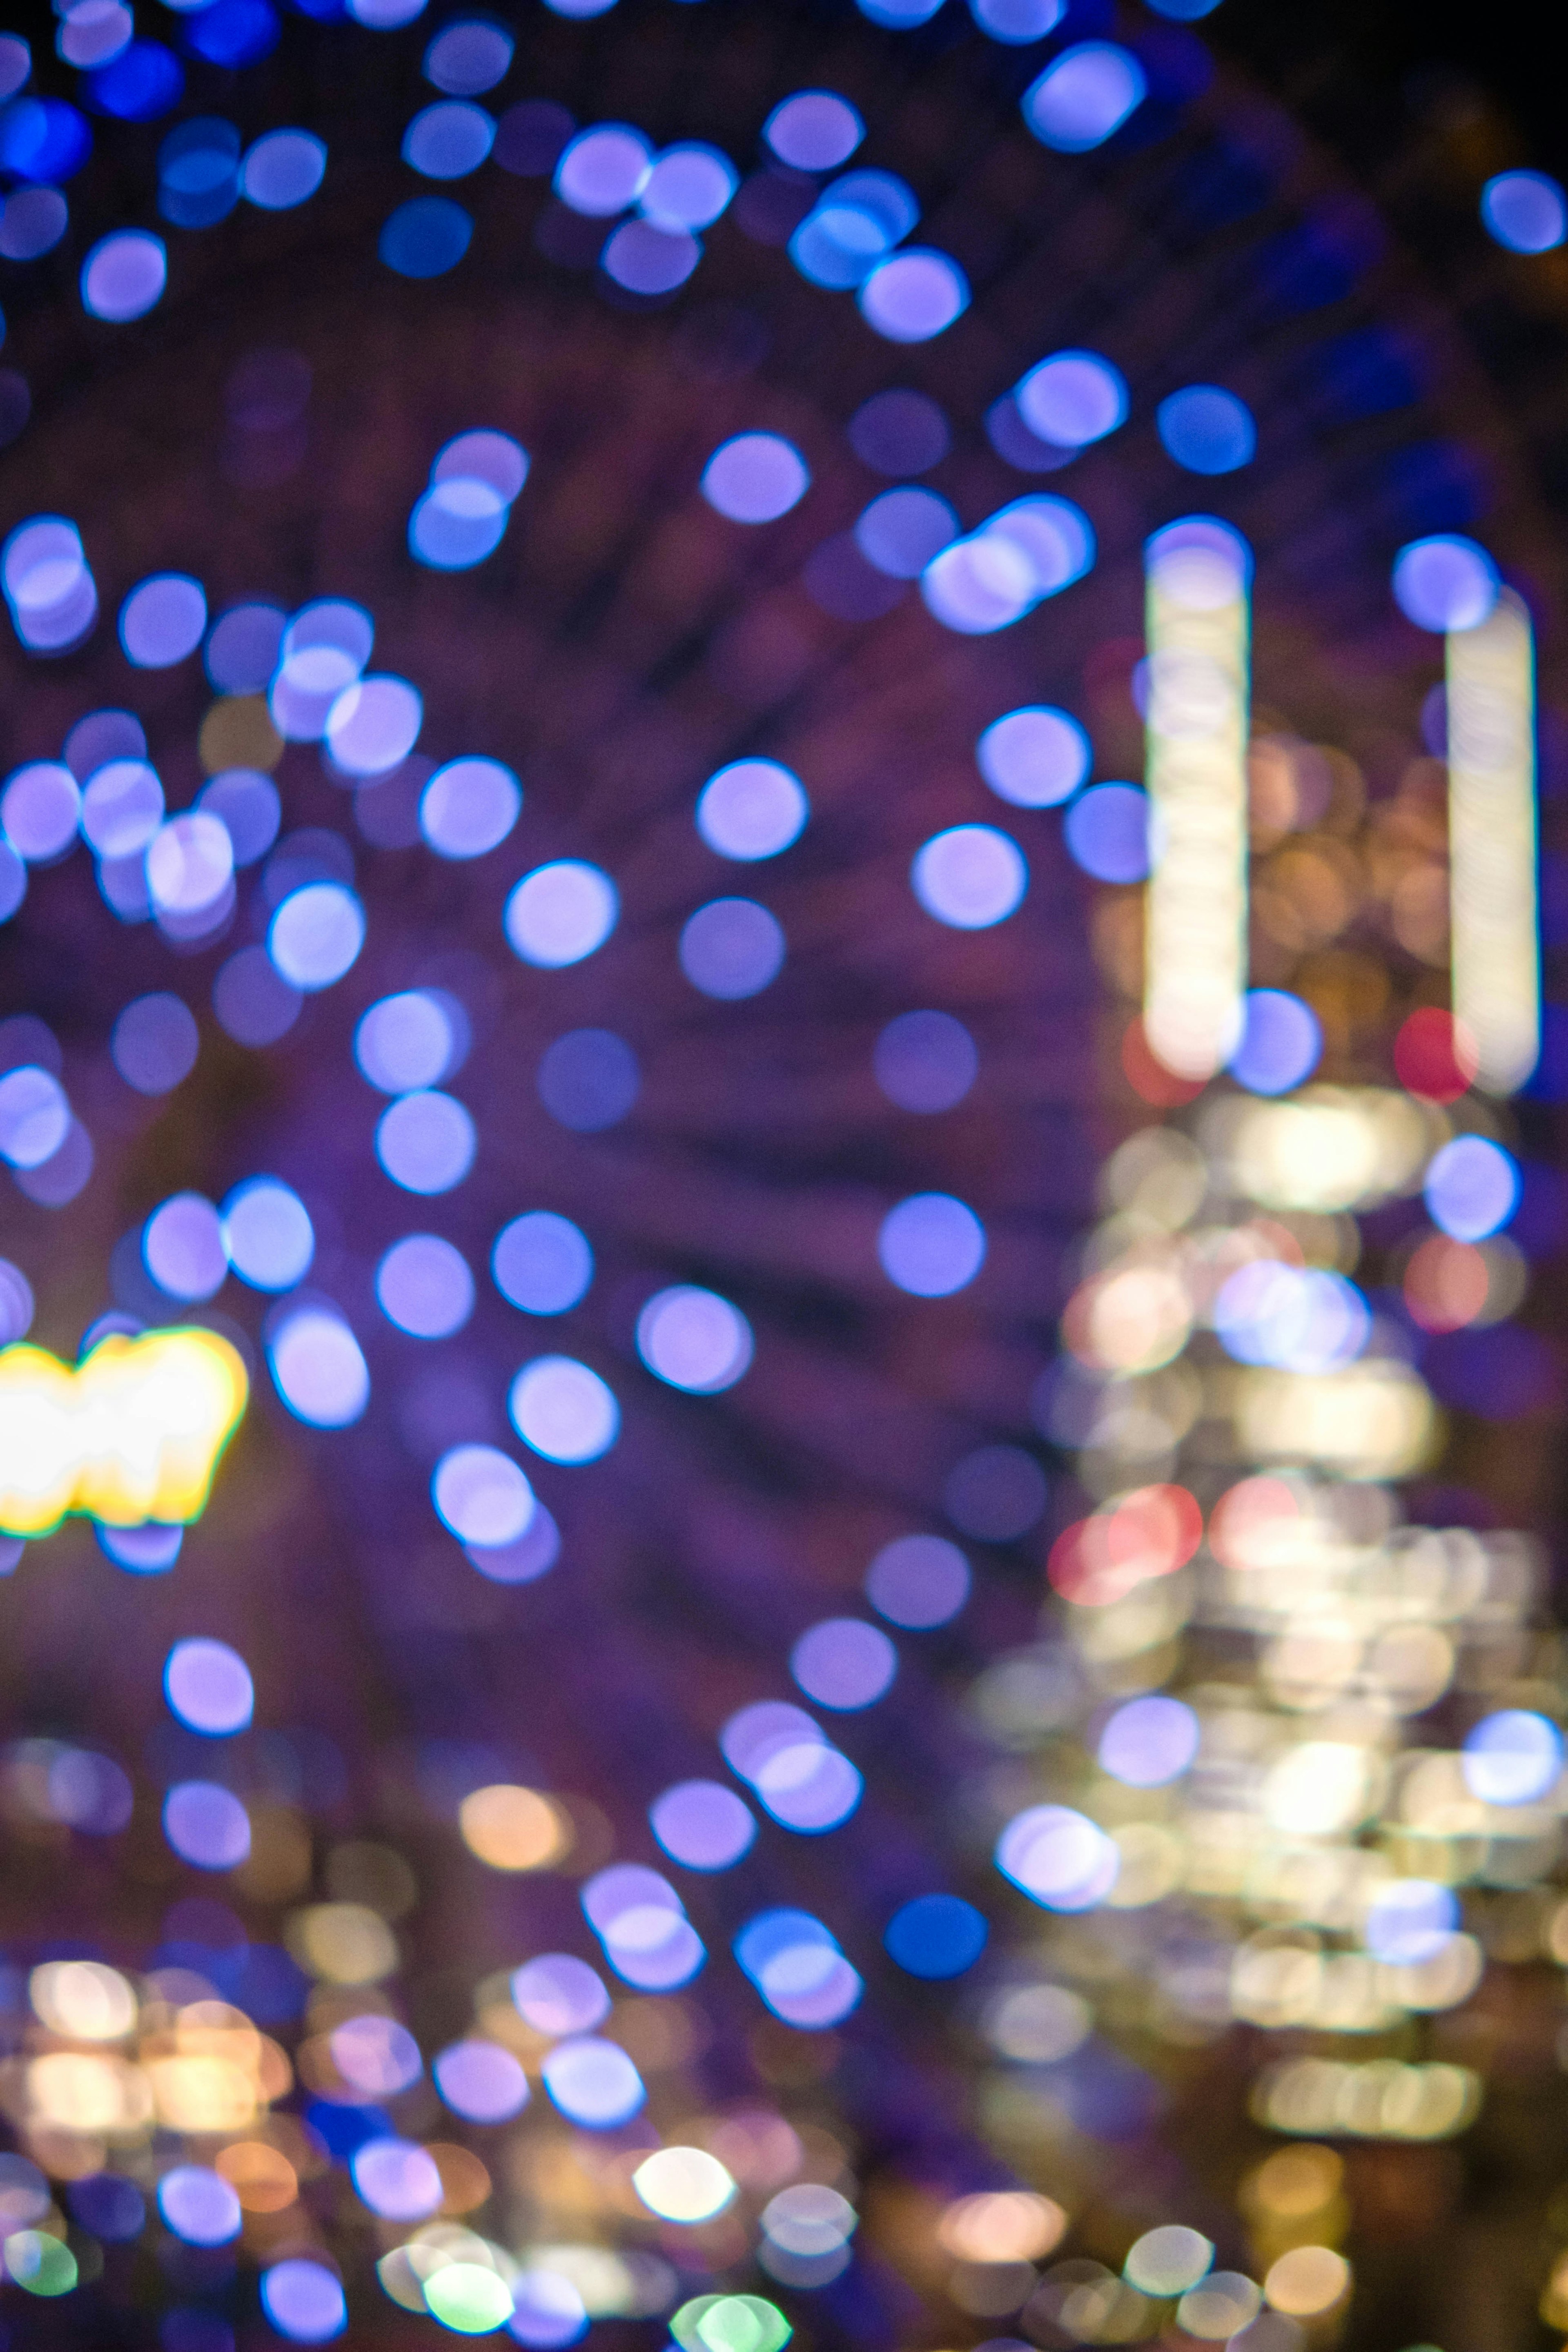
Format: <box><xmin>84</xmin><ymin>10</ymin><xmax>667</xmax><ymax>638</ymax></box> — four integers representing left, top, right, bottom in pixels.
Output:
<box><xmin>1143</xmin><ymin>518</ymin><xmax>1252</xmax><ymax>1082</ymax></box>
<box><xmin>1481</xmin><ymin>169</ymin><xmax>1566</xmax><ymax>254</ymax></box>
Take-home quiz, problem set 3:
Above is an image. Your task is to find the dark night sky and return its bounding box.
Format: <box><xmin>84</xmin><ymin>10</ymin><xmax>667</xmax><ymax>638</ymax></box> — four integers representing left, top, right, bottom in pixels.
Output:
<box><xmin>1213</xmin><ymin>2</ymin><xmax>1560</xmax><ymax>183</ymax></box>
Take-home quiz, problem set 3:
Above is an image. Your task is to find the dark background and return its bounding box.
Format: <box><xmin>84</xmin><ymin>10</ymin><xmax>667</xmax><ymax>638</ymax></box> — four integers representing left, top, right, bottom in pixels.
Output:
<box><xmin>1215</xmin><ymin>2</ymin><xmax>1560</xmax><ymax>183</ymax></box>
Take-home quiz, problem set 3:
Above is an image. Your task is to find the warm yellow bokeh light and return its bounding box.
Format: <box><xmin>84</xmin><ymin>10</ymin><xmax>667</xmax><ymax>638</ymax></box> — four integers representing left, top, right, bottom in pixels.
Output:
<box><xmin>459</xmin><ymin>1784</ymin><xmax>569</xmax><ymax>1872</ymax></box>
<box><xmin>29</xmin><ymin>1960</ymin><xmax>137</xmax><ymax>2042</ymax></box>
<box><xmin>1264</xmin><ymin>2245</ymin><xmax>1350</xmax><ymax>2316</ymax></box>
<box><xmin>632</xmin><ymin>2146</ymin><xmax>738</xmax><ymax>2224</ymax></box>
<box><xmin>938</xmin><ymin>2192</ymin><xmax>1067</xmax><ymax>2264</ymax></box>
<box><xmin>0</xmin><ymin>1327</ymin><xmax>249</xmax><ymax>1537</ymax></box>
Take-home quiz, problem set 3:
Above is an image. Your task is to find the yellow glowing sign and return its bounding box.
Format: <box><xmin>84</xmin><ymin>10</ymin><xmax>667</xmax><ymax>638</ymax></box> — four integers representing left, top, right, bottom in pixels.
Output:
<box><xmin>1447</xmin><ymin>586</ymin><xmax>1540</xmax><ymax>1095</ymax></box>
<box><xmin>1143</xmin><ymin>517</ymin><xmax>1252</xmax><ymax>1082</ymax></box>
<box><xmin>0</xmin><ymin>1326</ymin><xmax>248</xmax><ymax>1537</ymax></box>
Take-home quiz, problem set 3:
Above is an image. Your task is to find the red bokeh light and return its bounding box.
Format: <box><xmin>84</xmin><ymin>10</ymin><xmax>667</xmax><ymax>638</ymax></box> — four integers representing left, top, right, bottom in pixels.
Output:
<box><xmin>1120</xmin><ymin>1017</ymin><xmax>1206</xmax><ymax>1108</ymax></box>
<box><xmin>1403</xmin><ymin>1233</ymin><xmax>1489</xmax><ymax>1332</ymax></box>
<box><xmin>1392</xmin><ymin>1009</ymin><xmax>1479</xmax><ymax>1104</ymax></box>
<box><xmin>1047</xmin><ymin>1483</ymin><xmax>1203</xmax><ymax>1607</ymax></box>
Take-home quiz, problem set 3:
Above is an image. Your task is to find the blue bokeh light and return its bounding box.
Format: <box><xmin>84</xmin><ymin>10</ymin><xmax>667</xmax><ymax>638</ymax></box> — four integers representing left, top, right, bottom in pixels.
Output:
<box><xmin>1392</xmin><ymin>535</ymin><xmax>1500</xmax><ymax>633</ymax></box>
<box><xmin>1424</xmin><ymin>1135</ymin><xmax>1521</xmax><ymax>1241</ymax></box>
<box><xmin>884</xmin><ymin>1893</ymin><xmax>988</xmax><ymax>1979</ymax></box>
<box><xmin>1063</xmin><ymin>783</ymin><xmax>1149</xmax><ymax>883</ymax></box>
<box><xmin>1227</xmin><ymin>990</ymin><xmax>1322</xmax><ymax>1096</ymax></box>
<box><xmin>1156</xmin><ymin>385</ymin><xmax>1256</xmax><ymax>474</ymax></box>
<box><xmin>1022</xmin><ymin>43</ymin><xmax>1146</xmax><ymax>153</ymax></box>
<box><xmin>978</xmin><ymin>706</ymin><xmax>1089</xmax><ymax>808</ymax></box>
<box><xmin>1481</xmin><ymin>170</ymin><xmax>1566</xmax><ymax>255</ymax></box>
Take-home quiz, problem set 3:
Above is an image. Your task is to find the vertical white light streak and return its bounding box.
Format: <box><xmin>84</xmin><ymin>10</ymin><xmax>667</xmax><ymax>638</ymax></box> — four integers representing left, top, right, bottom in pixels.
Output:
<box><xmin>1143</xmin><ymin>518</ymin><xmax>1252</xmax><ymax>1081</ymax></box>
<box><xmin>1447</xmin><ymin>587</ymin><xmax>1539</xmax><ymax>1094</ymax></box>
